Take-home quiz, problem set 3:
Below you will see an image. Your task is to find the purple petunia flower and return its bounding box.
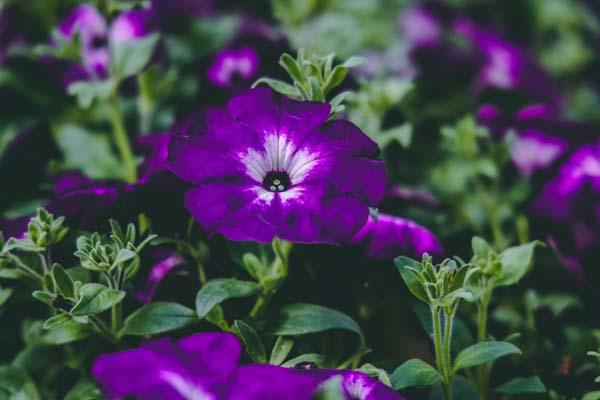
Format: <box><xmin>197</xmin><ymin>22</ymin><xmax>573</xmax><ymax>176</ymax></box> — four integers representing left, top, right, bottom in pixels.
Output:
<box><xmin>350</xmin><ymin>213</ymin><xmax>443</xmax><ymax>260</ymax></box>
<box><xmin>310</xmin><ymin>369</ymin><xmax>404</xmax><ymax>400</ymax></box>
<box><xmin>167</xmin><ymin>88</ymin><xmax>386</xmax><ymax>244</ymax></box>
<box><xmin>58</xmin><ymin>4</ymin><xmax>153</xmax><ymax>79</ymax></box>
<box><xmin>207</xmin><ymin>47</ymin><xmax>260</xmax><ymax>88</ymax></box>
<box><xmin>93</xmin><ymin>332</ymin><xmax>321</xmax><ymax>400</ymax></box>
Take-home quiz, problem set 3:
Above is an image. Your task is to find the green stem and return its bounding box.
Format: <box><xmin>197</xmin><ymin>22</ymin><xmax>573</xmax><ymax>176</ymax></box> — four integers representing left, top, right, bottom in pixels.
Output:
<box><xmin>108</xmin><ymin>96</ymin><xmax>137</xmax><ymax>183</ymax></box>
<box><xmin>476</xmin><ymin>289</ymin><xmax>492</xmax><ymax>400</ymax></box>
<box><xmin>249</xmin><ymin>239</ymin><xmax>292</xmax><ymax>318</ymax></box>
<box><xmin>90</xmin><ymin>315</ymin><xmax>116</xmax><ymax>343</ymax></box>
<box><xmin>137</xmin><ymin>73</ymin><xmax>155</xmax><ymax>134</ymax></box>
<box><xmin>13</xmin><ymin>257</ymin><xmax>44</xmax><ymax>284</ymax></box>
<box><xmin>432</xmin><ymin>306</ymin><xmax>452</xmax><ymax>400</ymax></box>
<box><xmin>443</xmin><ymin>307</ymin><xmax>455</xmax><ymax>381</ymax></box>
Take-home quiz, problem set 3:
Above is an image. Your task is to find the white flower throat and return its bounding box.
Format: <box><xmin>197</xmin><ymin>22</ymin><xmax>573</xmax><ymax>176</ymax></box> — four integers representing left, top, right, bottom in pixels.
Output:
<box><xmin>240</xmin><ymin>133</ymin><xmax>320</xmax><ymax>203</ymax></box>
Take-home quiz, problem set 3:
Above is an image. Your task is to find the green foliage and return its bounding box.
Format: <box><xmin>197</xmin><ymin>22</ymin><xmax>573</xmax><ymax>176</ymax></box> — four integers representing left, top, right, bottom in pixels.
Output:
<box><xmin>269</xmin><ymin>303</ymin><xmax>363</xmax><ymax>338</ymax></box>
<box><xmin>234</xmin><ymin>320</ymin><xmax>267</xmax><ymax>363</ymax></box>
<box><xmin>494</xmin><ymin>376</ymin><xmax>547</xmax><ymax>395</ymax></box>
<box><xmin>453</xmin><ymin>341</ymin><xmax>521</xmax><ymax>372</ymax></box>
<box><xmin>391</xmin><ymin>359</ymin><xmax>442</xmax><ymax>390</ymax></box>
<box><xmin>123</xmin><ymin>302</ymin><xmax>198</xmax><ymax>336</ymax></box>
<box><xmin>196</xmin><ymin>278</ymin><xmax>261</xmax><ymax>319</ymax></box>
<box><xmin>253</xmin><ymin>49</ymin><xmax>363</xmax><ymax>114</ymax></box>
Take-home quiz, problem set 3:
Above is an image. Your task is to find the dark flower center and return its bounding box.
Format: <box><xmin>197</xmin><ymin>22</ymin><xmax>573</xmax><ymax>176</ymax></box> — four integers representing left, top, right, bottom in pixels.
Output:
<box><xmin>263</xmin><ymin>171</ymin><xmax>290</xmax><ymax>192</ymax></box>
<box><xmin>91</xmin><ymin>35</ymin><xmax>108</xmax><ymax>49</ymax></box>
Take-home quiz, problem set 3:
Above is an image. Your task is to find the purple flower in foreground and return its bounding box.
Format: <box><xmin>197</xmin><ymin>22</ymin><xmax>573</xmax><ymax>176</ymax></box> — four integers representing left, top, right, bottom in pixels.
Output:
<box><xmin>207</xmin><ymin>47</ymin><xmax>260</xmax><ymax>88</ymax></box>
<box><xmin>58</xmin><ymin>4</ymin><xmax>153</xmax><ymax>79</ymax></box>
<box><xmin>93</xmin><ymin>332</ymin><xmax>319</xmax><ymax>400</ymax></box>
<box><xmin>93</xmin><ymin>332</ymin><xmax>241</xmax><ymax>399</ymax></box>
<box><xmin>168</xmin><ymin>88</ymin><xmax>386</xmax><ymax>244</ymax></box>
<box><xmin>310</xmin><ymin>370</ymin><xmax>404</xmax><ymax>400</ymax></box>
<box><xmin>351</xmin><ymin>213</ymin><xmax>443</xmax><ymax>259</ymax></box>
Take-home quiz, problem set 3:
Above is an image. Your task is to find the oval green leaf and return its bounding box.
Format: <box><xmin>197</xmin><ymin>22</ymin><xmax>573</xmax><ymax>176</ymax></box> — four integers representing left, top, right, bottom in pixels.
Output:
<box><xmin>71</xmin><ymin>283</ymin><xmax>125</xmax><ymax>316</ymax></box>
<box><xmin>195</xmin><ymin>278</ymin><xmax>261</xmax><ymax>319</ymax></box>
<box><xmin>391</xmin><ymin>359</ymin><xmax>442</xmax><ymax>390</ymax></box>
<box><xmin>123</xmin><ymin>302</ymin><xmax>197</xmax><ymax>336</ymax></box>
<box><xmin>454</xmin><ymin>341</ymin><xmax>521</xmax><ymax>372</ymax></box>
<box><xmin>269</xmin><ymin>303</ymin><xmax>363</xmax><ymax>338</ymax></box>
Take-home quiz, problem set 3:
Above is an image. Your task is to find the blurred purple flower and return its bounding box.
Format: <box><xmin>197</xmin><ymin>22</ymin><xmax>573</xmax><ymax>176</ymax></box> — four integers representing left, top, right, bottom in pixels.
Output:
<box><xmin>351</xmin><ymin>213</ymin><xmax>443</xmax><ymax>260</ymax></box>
<box><xmin>58</xmin><ymin>4</ymin><xmax>153</xmax><ymax>79</ymax></box>
<box><xmin>46</xmin><ymin>172</ymin><xmax>135</xmax><ymax>231</ymax></box>
<box><xmin>167</xmin><ymin>88</ymin><xmax>386</xmax><ymax>244</ymax></box>
<box><xmin>207</xmin><ymin>47</ymin><xmax>259</xmax><ymax>88</ymax></box>
<box><xmin>531</xmin><ymin>141</ymin><xmax>600</xmax><ymax>280</ymax></box>
<box><xmin>136</xmin><ymin>250</ymin><xmax>185</xmax><ymax>303</ymax></box>
<box><xmin>0</xmin><ymin>216</ymin><xmax>28</xmax><ymax>240</ymax></box>
<box><xmin>477</xmin><ymin>104</ymin><xmax>597</xmax><ymax>176</ymax></box>
<box><xmin>47</xmin><ymin>133</ymin><xmax>187</xmax><ymax>232</ymax></box>
<box><xmin>400</xmin><ymin>5</ymin><xmax>560</xmax><ymax>106</ymax></box>
<box><xmin>93</xmin><ymin>332</ymin><xmax>321</xmax><ymax>400</ymax></box>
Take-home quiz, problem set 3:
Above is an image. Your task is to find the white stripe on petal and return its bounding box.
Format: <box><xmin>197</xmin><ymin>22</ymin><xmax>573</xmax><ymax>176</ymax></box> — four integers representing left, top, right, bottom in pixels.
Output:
<box><xmin>239</xmin><ymin>133</ymin><xmax>321</xmax><ymax>190</ymax></box>
<box><xmin>160</xmin><ymin>370</ymin><xmax>215</xmax><ymax>400</ymax></box>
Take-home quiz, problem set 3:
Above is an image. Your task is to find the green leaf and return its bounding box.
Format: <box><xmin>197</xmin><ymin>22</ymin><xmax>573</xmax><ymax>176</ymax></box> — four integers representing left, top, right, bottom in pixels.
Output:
<box><xmin>495</xmin><ymin>241</ymin><xmax>542</xmax><ymax>287</ymax></box>
<box><xmin>269</xmin><ymin>336</ymin><xmax>294</xmax><ymax>365</ymax></box>
<box><xmin>123</xmin><ymin>302</ymin><xmax>197</xmax><ymax>336</ymax></box>
<box><xmin>234</xmin><ymin>320</ymin><xmax>267</xmax><ymax>363</ymax></box>
<box><xmin>281</xmin><ymin>353</ymin><xmax>324</xmax><ymax>368</ymax></box>
<box><xmin>377</xmin><ymin>124</ymin><xmax>412</xmax><ymax>149</ymax></box>
<box><xmin>195</xmin><ymin>278</ymin><xmax>261</xmax><ymax>319</ymax></box>
<box><xmin>110</xmin><ymin>33</ymin><xmax>160</xmax><ymax>79</ymax></box>
<box><xmin>0</xmin><ymin>365</ymin><xmax>41</xmax><ymax>400</ymax></box>
<box><xmin>53</xmin><ymin>124</ymin><xmax>123</xmax><ymax>180</ymax></box>
<box><xmin>495</xmin><ymin>376</ymin><xmax>546</xmax><ymax>394</ymax></box>
<box><xmin>64</xmin><ymin>379</ymin><xmax>102</xmax><ymax>400</ymax></box>
<box><xmin>340</xmin><ymin>56</ymin><xmax>366</xmax><ymax>68</ymax></box>
<box><xmin>252</xmin><ymin>77</ymin><xmax>299</xmax><ymax>98</ymax></box>
<box><xmin>112</xmin><ymin>249</ymin><xmax>137</xmax><ymax>268</ymax></box>
<box><xmin>390</xmin><ymin>359</ymin><xmax>442</xmax><ymax>390</ymax></box>
<box><xmin>0</xmin><ymin>287</ymin><xmax>13</xmax><ymax>308</ymax></box>
<box><xmin>26</xmin><ymin>320</ymin><xmax>92</xmax><ymax>345</ymax></box>
<box><xmin>279</xmin><ymin>53</ymin><xmax>305</xmax><ymax>83</ymax></box>
<box><xmin>394</xmin><ymin>256</ymin><xmax>429</xmax><ymax>303</ymax></box>
<box><xmin>270</xmin><ymin>303</ymin><xmax>363</xmax><ymax>338</ymax></box>
<box><xmin>453</xmin><ymin>341</ymin><xmax>521</xmax><ymax>372</ymax></box>
<box><xmin>43</xmin><ymin>313</ymin><xmax>71</xmax><ymax>329</ymax></box>
<box><xmin>471</xmin><ymin>236</ymin><xmax>491</xmax><ymax>258</ymax></box>
<box><xmin>308</xmin><ymin>76</ymin><xmax>324</xmax><ymax>102</ymax></box>
<box><xmin>322</xmin><ymin>65</ymin><xmax>348</xmax><ymax>95</ymax></box>
<box><xmin>32</xmin><ymin>291</ymin><xmax>54</xmax><ymax>306</ymax></box>
<box><xmin>583</xmin><ymin>391</ymin><xmax>600</xmax><ymax>400</ymax></box>
<box><xmin>67</xmin><ymin>79</ymin><xmax>116</xmax><ymax>108</ymax></box>
<box><xmin>71</xmin><ymin>283</ymin><xmax>125</xmax><ymax>316</ymax></box>
<box><xmin>52</xmin><ymin>263</ymin><xmax>75</xmax><ymax>299</ymax></box>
